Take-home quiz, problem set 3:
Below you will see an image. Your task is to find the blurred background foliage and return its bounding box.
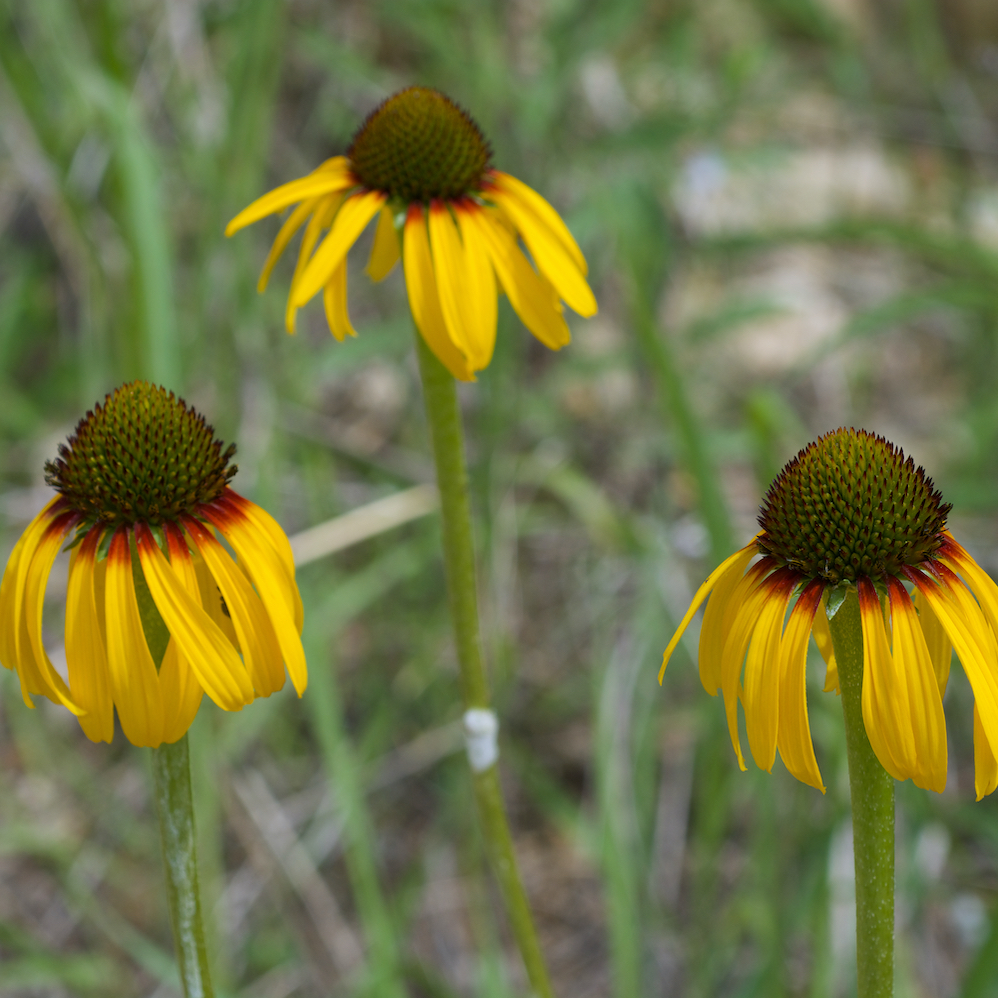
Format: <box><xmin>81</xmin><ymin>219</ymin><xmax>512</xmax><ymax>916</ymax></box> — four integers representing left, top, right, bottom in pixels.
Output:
<box><xmin>3</xmin><ymin>0</ymin><xmax>998</xmax><ymax>995</ymax></box>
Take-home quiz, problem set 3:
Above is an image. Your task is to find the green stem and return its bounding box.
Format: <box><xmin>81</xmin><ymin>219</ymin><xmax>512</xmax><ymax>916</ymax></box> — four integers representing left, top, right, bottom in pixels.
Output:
<box><xmin>827</xmin><ymin>588</ymin><xmax>895</xmax><ymax>998</ymax></box>
<box><xmin>415</xmin><ymin>331</ymin><xmax>554</xmax><ymax>998</ymax></box>
<box><xmin>151</xmin><ymin>734</ymin><xmax>215</xmax><ymax>998</ymax></box>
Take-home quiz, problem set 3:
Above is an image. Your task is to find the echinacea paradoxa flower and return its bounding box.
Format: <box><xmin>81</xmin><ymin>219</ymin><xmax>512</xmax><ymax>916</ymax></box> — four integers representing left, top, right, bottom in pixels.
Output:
<box><xmin>225</xmin><ymin>85</ymin><xmax>597</xmax><ymax>381</ymax></box>
<box><xmin>0</xmin><ymin>382</ymin><xmax>306</xmax><ymax>748</ymax></box>
<box><xmin>660</xmin><ymin>428</ymin><xmax>998</xmax><ymax>799</ymax></box>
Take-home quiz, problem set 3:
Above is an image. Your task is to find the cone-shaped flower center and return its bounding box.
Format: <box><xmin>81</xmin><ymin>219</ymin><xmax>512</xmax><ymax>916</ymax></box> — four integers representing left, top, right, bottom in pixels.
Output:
<box><xmin>45</xmin><ymin>381</ymin><xmax>237</xmax><ymax>527</ymax></box>
<box><xmin>756</xmin><ymin>428</ymin><xmax>951</xmax><ymax>584</ymax></box>
<box><xmin>348</xmin><ymin>86</ymin><xmax>492</xmax><ymax>203</ymax></box>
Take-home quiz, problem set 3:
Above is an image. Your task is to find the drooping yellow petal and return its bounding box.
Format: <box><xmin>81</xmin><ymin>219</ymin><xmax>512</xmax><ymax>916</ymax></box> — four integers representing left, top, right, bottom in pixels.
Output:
<box><xmin>887</xmin><ymin>577</ymin><xmax>947</xmax><ymax>792</ymax></box>
<box><xmin>906</xmin><ymin>564</ymin><xmax>998</xmax><ymax>763</ymax></box>
<box><xmin>65</xmin><ymin>530</ymin><xmax>114</xmax><ymax>742</ymax></box>
<box><xmin>939</xmin><ymin>536</ymin><xmax>998</xmax><ymax>674</ymax></box>
<box><xmin>257</xmin><ymin>197</ymin><xmax>320</xmax><ymax>293</ymax></box>
<box><xmin>428</xmin><ymin>201</ymin><xmax>496</xmax><ymax>370</ymax></box>
<box><xmin>811</xmin><ymin>603</ymin><xmax>839</xmax><ymax>692</ymax></box>
<box><xmin>777</xmin><ymin>580</ymin><xmax>825</xmax><ymax>791</ymax></box>
<box><xmin>158</xmin><ymin>639</ymin><xmax>204</xmax><ymax>744</ymax></box>
<box><xmin>225</xmin><ymin>161</ymin><xmax>353</xmax><ymax>236</ymax></box>
<box><xmin>183</xmin><ymin>518</ymin><xmax>285</xmax><ymax>697</ymax></box>
<box><xmin>286</xmin><ymin>194</ymin><xmax>343</xmax><ymax>334</ymax></box>
<box><xmin>698</xmin><ymin>543</ymin><xmax>759</xmax><ymax>694</ymax></box>
<box><xmin>20</xmin><ymin>510</ymin><xmax>84</xmax><ymax>714</ymax></box>
<box><xmin>0</xmin><ymin>498</ymin><xmax>72</xmax><ymax>708</ymax></box>
<box><xmin>471</xmin><ymin>208</ymin><xmax>570</xmax><ymax>351</ymax></box>
<box><xmin>718</xmin><ymin>566</ymin><xmax>792</xmax><ymax>771</ymax></box>
<box><xmin>857</xmin><ymin>578</ymin><xmax>910</xmax><ymax>782</ymax></box>
<box><xmin>217</xmin><ymin>490</ymin><xmax>302</xmax><ymax>632</ymax></box>
<box><xmin>105</xmin><ymin>529</ymin><xmax>164</xmax><ymax>747</ymax></box>
<box><xmin>913</xmin><ymin>587</ymin><xmax>952</xmax><ymax>697</ymax></box>
<box><xmin>366</xmin><ymin>206</ymin><xmax>400</xmax><ymax>282</ymax></box>
<box><xmin>322</xmin><ymin>258</ymin><xmax>356</xmax><ymax>341</ymax></box>
<box><xmin>200</xmin><ymin>505</ymin><xmax>307</xmax><ymax>697</ymax></box>
<box><xmin>742</xmin><ymin>574</ymin><xmax>795</xmax><ymax>772</ymax></box>
<box><xmin>488</xmin><ymin>172</ymin><xmax>588</xmax><ymax>274</ymax></box>
<box><xmin>135</xmin><ymin>523</ymin><xmax>253</xmax><ymax>710</ymax></box>
<box><xmin>488</xmin><ymin>185</ymin><xmax>597</xmax><ymax>318</ymax></box>
<box><xmin>659</xmin><ymin>537</ymin><xmax>762</xmax><ymax>683</ymax></box>
<box><xmin>974</xmin><ymin>703</ymin><xmax>998</xmax><ymax>800</ymax></box>
<box><xmin>402</xmin><ymin>205</ymin><xmax>474</xmax><ymax>381</ymax></box>
<box><xmin>292</xmin><ymin>190</ymin><xmax>386</xmax><ymax>308</ymax></box>
<box><xmin>192</xmin><ymin>550</ymin><xmax>240</xmax><ymax>649</ymax></box>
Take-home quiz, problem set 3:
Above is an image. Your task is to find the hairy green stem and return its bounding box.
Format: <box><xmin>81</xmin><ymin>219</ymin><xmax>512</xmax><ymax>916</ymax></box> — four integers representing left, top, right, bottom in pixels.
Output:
<box><xmin>415</xmin><ymin>331</ymin><xmax>554</xmax><ymax>998</ymax></box>
<box><xmin>827</xmin><ymin>588</ymin><xmax>895</xmax><ymax>998</ymax></box>
<box><xmin>151</xmin><ymin>735</ymin><xmax>215</xmax><ymax>998</ymax></box>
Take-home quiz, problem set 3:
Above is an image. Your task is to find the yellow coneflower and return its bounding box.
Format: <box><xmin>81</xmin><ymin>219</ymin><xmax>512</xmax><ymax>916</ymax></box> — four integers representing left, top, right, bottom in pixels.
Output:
<box><xmin>660</xmin><ymin>428</ymin><xmax>998</xmax><ymax>799</ymax></box>
<box><xmin>0</xmin><ymin>382</ymin><xmax>306</xmax><ymax>748</ymax></box>
<box><xmin>225</xmin><ymin>85</ymin><xmax>597</xmax><ymax>381</ymax></box>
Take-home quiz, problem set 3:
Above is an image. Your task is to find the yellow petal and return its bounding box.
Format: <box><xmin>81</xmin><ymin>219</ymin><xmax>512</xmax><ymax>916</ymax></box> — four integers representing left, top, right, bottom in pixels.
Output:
<box><xmin>225</xmin><ymin>162</ymin><xmax>353</xmax><ymax>236</ymax></box>
<box><xmin>659</xmin><ymin>536</ymin><xmax>762</xmax><ymax>683</ymax></box>
<box><xmin>20</xmin><ymin>510</ymin><xmax>84</xmax><ymax>713</ymax></box>
<box><xmin>0</xmin><ymin>498</ymin><xmax>69</xmax><ymax>708</ymax></box>
<box><xmin>698</xmin><ymin>543</ymin><xmax>758</xmax><ymax>694</ymax></box>
<box><xmin>471</xmin><ymin>208</ymin><xmax>570</xmax><ymax>350</ymax></box>
<box><xmin>65</xmin><ymin>530</ymin><xmax>114</xmax><ymax>742</ymax></box>
<box><xmin>158</xmin><ymin>639</ymin><xmax>204</xmax><ymax>744</ymax></box>
<box><xmin>939</xmin><ymin>538</ymin><xmax>997</xmax><ymax>674</ymax></box>
<box><xmin>887</xmin><ymin>577</ymin><xmax>947</xmax><ymax>792</ymax></box>
<box><xmin>285</xmin><ymin>194</ymin><xmax>343</xmax><ymax>334</ymax></box>
<box><xmin>974</xmin><ymin>703</ymin><xmax>998</xmax><ymax>800</ymax></box>
<box><xmin>135</xmin><ymin>523</ymin><xmax>254</xmax><ymax>710</ymax></box>
<box><xmin>257</xmin><ymin>197</ymin><xmax>320</xmax><ymax>293</ymax></box>
<box><xmin>192</xmin><ymin>550</ymin><xmax>240</xmax><ymax>649</ymax></box>
<box><xmin>488</xmin><ymin>172</ymin><xmax>588</xmax><ymax>274</ymax></box>
<box><xmin>907</xmin><ymin>564</ymin><xmax>998</xmax><ymax>763</ymax></box>
<box><xmin>913</xmin><ymin>587</ymin><xmax>952</xmax><ymax>697</ymax></box>
<box><xmin>742</xmin><ymin>575</ymin><xmax>794</xmax><ymax>772</ymax></box>
<box><xmin>105</xmin><ymin>530</ymin><xmax>164</xmax><ymax>747</ymax></box>
<box><xmin>292</xmin><ymin>190</ymin><xmax>385</xmax><ymax>308</ymax></box>
<box><xmin>489</xmin><ymin>186</ymin><xmax>597</xmax><ymax>317</ymax></box>
<box><xmin>428</xmin><ymin>202</ymin><xmax>496</xmax><ymax>370</ymax></box>
<box><xmin>777</xmin><ymin>580</ymin><xmax>825</xmax><ymax>791</ymax></box>
<box><xmin>217</xmin><ymin>490</ymin><xmax>302</xmax><ymax>632</ymax></box>
<box><xmin>366</xmin><ymin>206</ymin><xmax>400</xmax><ymax>282</ymax></box>
<box><xmin>322</xmin><ymin>258</ymin><xmax>356</xmax><ymax>341</ymax></box>
<box><xmin>200</xmin><ymin>505</ymin><xmax>307</xmax><ymax>697</ymax></box>
<box><xmin>858</xmin><ymin>578</ymin><xmax>910</xmax><ymax>782</ymax></box>
<box><xmin>717</xmin><ymin>565</ymin><xmax>788</xmax><ymax>770</ymax></box>
<box><xmin>402</xmin><ymin>205</ymin><xmax>474</xmax><ymax>381</ymax></box>
<box><xmin>183</xmin><ymin>518</ymin><xmax>285</xmax><ymax>697</ymax></box>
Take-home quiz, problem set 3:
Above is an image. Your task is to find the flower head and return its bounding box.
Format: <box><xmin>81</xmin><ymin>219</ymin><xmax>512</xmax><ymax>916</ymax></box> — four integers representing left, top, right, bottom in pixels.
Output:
<box><xmin>225</xmin><ymin>85</ymin><xmax>597</xmax><ymax>381</ymax></box>
<box><xmin>661</xmin><ymin>428</ymin><xmax>998</xmax><ymax>799</ymax></box>
<box><xmin>0</xmin><ymin>382</ymin><xmax>306</xmax><ymax>748</ymax></box>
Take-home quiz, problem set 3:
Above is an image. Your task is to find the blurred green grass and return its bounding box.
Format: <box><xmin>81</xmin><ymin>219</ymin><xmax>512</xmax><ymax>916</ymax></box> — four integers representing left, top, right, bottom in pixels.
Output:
<box><xmin>3</xmin><ymin>0</ymin><xmax>998</xmax><ymax>995</ymax></box>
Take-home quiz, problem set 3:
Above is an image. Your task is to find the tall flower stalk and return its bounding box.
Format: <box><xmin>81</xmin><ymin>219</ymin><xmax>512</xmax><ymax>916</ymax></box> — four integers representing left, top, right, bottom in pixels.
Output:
<box><xmin>0</xmin><ymin>382</ymin><xmax>307</xmax><ymax>997</ymax></box>
<box><xmin>228</xmin><ymin>85</ymin><xmax>597</xmax><ymax>993</ymax></box>
<box><xmin>660</xmin><ymin>428</ymin><xmax>998</xmax><ymax>998</ymax></box>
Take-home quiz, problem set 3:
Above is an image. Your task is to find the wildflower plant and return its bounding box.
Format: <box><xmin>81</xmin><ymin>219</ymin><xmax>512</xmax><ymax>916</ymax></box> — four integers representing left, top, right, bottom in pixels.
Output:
<box><xmin>661</xmin><ymin>428</ymin><xmax>998</xmax><ymax>998</ymax></box>
<box><xmin>0</xmin><ymin>382</ymin><xmax>306</xmax><ymax>995</ymax></box>
<box><xmin>227</xmin><ymin>85</ymin><xmax>597</xmax><ymax>997</ymax></box>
